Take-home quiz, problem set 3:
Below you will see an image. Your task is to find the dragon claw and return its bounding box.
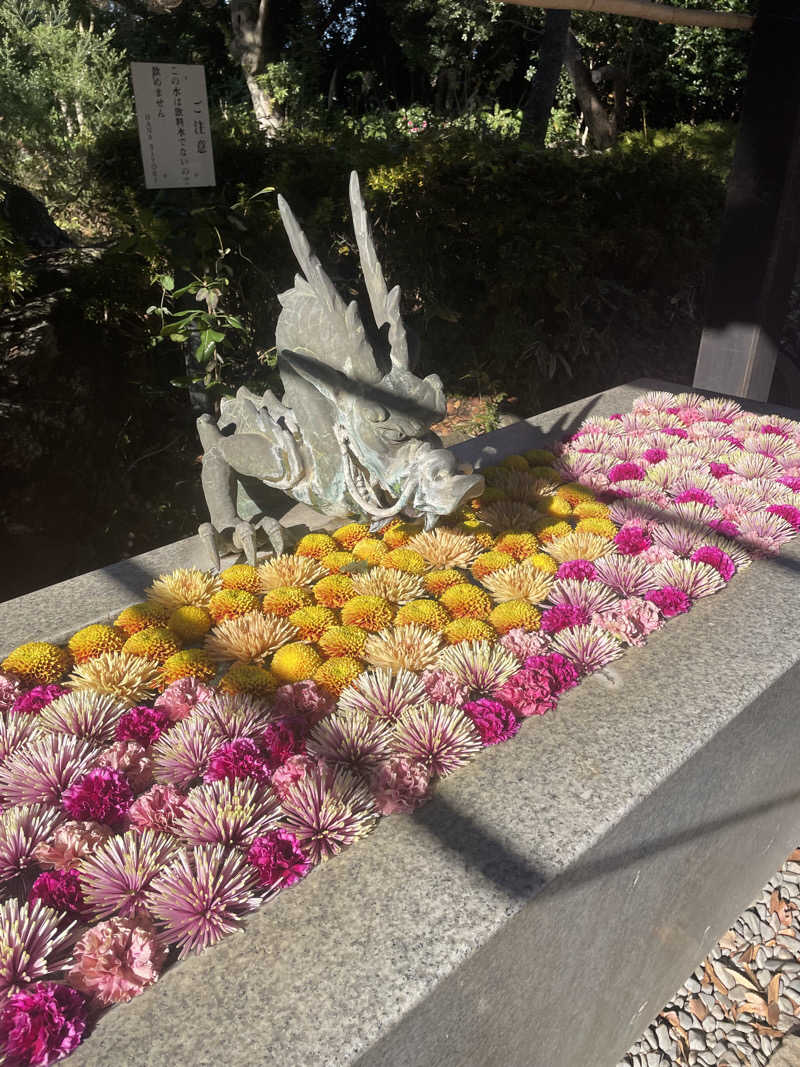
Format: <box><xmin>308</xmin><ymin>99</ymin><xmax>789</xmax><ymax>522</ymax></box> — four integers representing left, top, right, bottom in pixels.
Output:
<box><xmin>232</xmin><ymin>522</ymin><xmax>258</xmax><ymax>566</ymax></box>
<box><xmin>258</xmin><ymin>517</ymin><xmax>284</xmax><ymax>557</ymax></box>
<box><xmin>198</xmin><ymin>522</ymin><xmax>221</xmax><ymax>571</ymax></box>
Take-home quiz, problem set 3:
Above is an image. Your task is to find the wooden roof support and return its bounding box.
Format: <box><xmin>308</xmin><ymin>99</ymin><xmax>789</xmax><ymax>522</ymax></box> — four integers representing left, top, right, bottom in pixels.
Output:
<box><xmin>496</xmin><ymin>0</ymin><xmax>753</xmax><ymax>31</ymax></box>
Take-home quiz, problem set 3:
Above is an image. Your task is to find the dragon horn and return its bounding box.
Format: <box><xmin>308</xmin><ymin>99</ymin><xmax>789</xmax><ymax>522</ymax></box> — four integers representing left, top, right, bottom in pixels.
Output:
<box><xmin>278</xmin><ymin>193</ymin><xmax>342</xmax><ymax>316</ymax></box>
<box><xmin>349</xmin><ymin>171</ymin><xmax>409</xmax><ymax>369</ymax></box>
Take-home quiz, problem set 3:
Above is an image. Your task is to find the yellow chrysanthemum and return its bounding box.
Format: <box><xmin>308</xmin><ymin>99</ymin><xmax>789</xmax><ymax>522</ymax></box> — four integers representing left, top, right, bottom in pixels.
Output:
<box><xmin>380</xmin><ymin>548</ymin><xmax>427</xmax><ymax>575</ymax></box>
<box><xmin>208</xmin><ymin>589</ymin><xmax>261</xmax><ymax>623</ymax></box>
<box><xmin>220</xmin><ymin>564</ymin><xmax>261</xmax><ymax>594</ymax></box>
<box><xmin>533</xmin><ymin>519</ymin><xmax>573</xmax><ymax>544</ymax></box>
<box><xmin>122</xmin><ymin>626</ymin><xmax>181</xmax><ymax>665</ymax></box>
<box><xmin>530</xmin><ymin>465</ymin><xmax>562</xmax><ymax>481</ymax></box>
<box><xmin>261</xmin><ymin>586</ymin><xmax>313</xmax><ymax>618</ymax></box>
<box><xmin>318</xmin><ymin>625</ymin><xmax>368</xmax><ymax>658</ymax></box>
<box><xmin>351</xmin><ymin>538</ymin><xmax>388</xmax><ymax>564</ymax></box>
<box><xmin>340</xmin><ymin>595</ymin><xmax>394</xmax><ymax>632</ymax></box>
<box><xmin>168</xmin><ymin>606</ymin><xmax>213</xmax><ymax>642</ymax></box>
<box><xmin>524</xmin><ymin>449</ymin><xmax>556</xmax><ymax>466</ymax></box>
<box><xmin>288</xmin><ymin>605</ymin><xmax>337</xmax><ymax>642</ymax></box>
<box><xmin>67</xmin><ymin>624</ymin><xmax>126</xmax><ymax>665</ymax></box>
<box><xmin>270</xmin><ymin>642</ymin><xmax>323</xmax><ymax>684</ymax></box>
<box><xmin>538</xmin><ymin>495</ymin><xmax>573</xmax><ymax>519</ymax></box>
<box><xmin>501</xmin><ymin>454</ymin><xmax>529</xmax><ymax>472</ymax></box>
<box><xmin>527</xmin><ymin>552</ymin><xmax>559</xmax><ymax>575</ymax></box>
<box><xmin>394</xmin><ymin>599</ymin><xmax>451</xmax><ymax>632</ymax></box>
<box><xmin>494</xmin><ymin>531</ymin><xmax>539</xmax><ymax>561</ymax></box>
<box><xmin>295</xmin><ymin>533</ymin><xmax>338</xmax><ymax>560</ymax></box>
<box><xmin>475</xmin><ymin>531</ymin><xmax>496</xmax><ymax>550</ymax></box>
<box><xmin>439</xmin><ymin>584</ymin><xmax>492</xmax><ymax>620</ymax></box>
<box><xmin>114</xmin><ymin>602</ymin><xmax>169</xmax><ymax>637</ymax></box>
<box><xmin>313</xmin><ymin>574</ymin><xmax>357</xmax><ymax>609</ymax></box>
<box><xmin>556</xmin><ymin>482</ymin><xmax>596</xmax><ymax>505</ymax></box>
<box><xmin>474</xmin><ymin>487</ymin><xmax>508</xmax><ymax>506</ymax></box>
<box><xmin>147</xmin><ymin>568</ymin><xmax>221</xmax><ymax>611</ymax></box>
<box><xmin>441</xmin><ymin>619</ymin><xmax>496</xmax><ymax>646</ymax></box>
<box><xmin>423</xmin><ymin>568</ymin><xmax>465</xmax><ymax>596</ymax></box>
<box><xmin>575</xmin><ymin>517</ymin><xmax>618</xmax><ymax>540</ymax></box>
<box><xmin>471</xmin><ymin>551</ymin><xmax>515</xmax><ymax>581</ymax></box>
<box><xmin>313</xmin><ymin>656</ymin><xmax>364</xmax><ymax>696</ymax></box>
<box><xmin>2</xmin><ymin>642</ymin><xmax>71</xmax><ymax>685</ymax></box>
<box><xmin>481</xmin><ymin>466</ymin><xmax>505</xmax><ymax>487</ymax></box>
<box><xmin>219</xmin><ymin>663</ymin><xmax>277</xmax><ymax>697</ymax></box>
<box><xmin>380</xmin><ymin>520</ymin><xmax>421</xmax><ymax>549</ymax></box>
<box><xmin>320</xmin><ymin>551</ymin><xmax>356</xmax><ymax>574</ymax></box>
<box><xmin>573</xmin><ymin>500</ymin><xmax>611</xmax><ymax>520</ymax></box>
<box><xmin>489</xmin><ymin>600</ymin><xmax>542</xmax><ymax>634</ymax></box>
<box><xmin>160</xmin><ymin>649</ymin><xmax>217</xmax><ymax>686</ymax></box>
<box><xmin>332</xmin><ymin>523</ymin><xmax>370</xmax><ymax>550</ymax></box>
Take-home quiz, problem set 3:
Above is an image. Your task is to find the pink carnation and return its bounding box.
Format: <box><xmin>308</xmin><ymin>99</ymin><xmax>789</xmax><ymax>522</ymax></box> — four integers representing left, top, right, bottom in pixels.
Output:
<box><xmin>261</xmin><ymin>716</ymin><xmax>309</xmax><ymax>772</ymax></box>
<box><xmin>462</xmin><ymin>699</ymin><xmax>520</xmax><ymax>746</ymax></box>
<box><xmin>247</xmin><ymin>829</ymin><xmax>311</xmax><ymax>888</ymax></box>
<box><xmin>540</xmin><ymin>604</ymin><xmax>589</xmax><ymax>635</ymax></box>
<box><xmin>126</xmin><ymin>783</ymin><xmax>186</xmax><ymax>833</ymax></box>
<box><xmin>499</xmin><ymin>628</ymin><xmax>549</xmax><ymax>663</ymax></box>
<box><xmin>96</xmin><ymin>741</ymin><xmax>153</xmax><ymax>793</ymax></box>
<box><xmin>768</xmin><ymin>504</ymin><xmax>800</xmax><ymax>531</ymax></box>
<box><xmin>0</xmin><ymin>982</ymin><xmax>88</xmax><ymax>1067</ymax></box>
<box><xmin>271</xmin><ymin>680</ymin><xmax>335</xmax><ymax>723</ymax></box>
<box><xmin>33</xmin><ymin>821</ymin><xmax>112</xmax><ymax>870</ymax></box>
<box><xmin>523</xmin><ymin>652</ymin><xmax>580</xmax><ymax>694</ymax></box>
<box><xmin>643</xmin><ymin>448</ymin><xmax>668</xmax><ymax>464</ymax></box>
<box><xmin>592</xmin><ymin>596</ymin><xmax>662</xmax><ymax>647</ymax></box>
<box><xmin>420</xmin><ymin>668</ymin><xmax>469</xmax><ymax>708</ymax></box>
<box><xmin>493</xmin><ymin>667</ymin><xmax>557</xmax><ymax>718</ymax></box>
<box><xmin>115</xmin><ymin>705</ymin><xmax>171</xmax><ymax>746</ymax></box>
<box><xmin>203</xmin><ymin>738</ymin><xmax>270</xmax><ymax>784</ymax></box>
<box><xmin>645</xmin><ymin>585</ymin><xmax>692</xmax><ymax>617</ymax></box>
<box><xmin>556</xmin><ymin>559</ymin><xmax>597</xmax><ymax>581</ymax></box>
<box><xmin>270</xmin><ymin>755</ymin><xmax>317</xmax><ymax>801</ymax></box>
<box><xmin>29</xmin><ymin>869</ymin><xmax>87</xmax><ymax>920</ymax></box>
<box><xmin>68</xmin><ymin>916</ymin><xmax>165</xmax><ymax>1006</ymax></box>
<box><xmin>62</xmin><ymin>767</ymin><xmax>133</xmax><ymax>828</ymax></box>
<box><xmin>691</xmin><ymin>546</ymin><xmax>736</xmax><ymax>581</ymax></box>
<box><xmin>614</xmin><ymin>525</ymin><xmax>652</xmax><ymax>555</ymax></box>
<box><xmin>0</xmin><ymin>671</ymin><xmax>25</xmax><ymax>714</ymax></box>
<box><xmin>153</xmin><ymin>677</ymin><xmax>214</xmax><ymax>722</ymax></box>
<box><xmin>12</xmin><ymin>685</ymin><xmax>67</xmax><ymax>716</ymax></box>
<box><xmin>608</xmin><ymin>462</ymin><xmax>645</xmax><ymax>483</ymax></box>
<box><xmin>368</xmin><ymin>757</ymin><xmax>431</xmax><ymax>814</ymax></box>
<box><xmin>639</xmin><ymin>543</ymin><xmax>676</xmax><ymax>565</ymax></box>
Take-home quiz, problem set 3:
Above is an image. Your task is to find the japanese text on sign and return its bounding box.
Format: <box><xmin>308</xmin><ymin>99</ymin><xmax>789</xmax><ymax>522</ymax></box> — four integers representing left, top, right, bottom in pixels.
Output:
<box><xmin>131</xmin><ymin>62</ymin><xmax>216</xmax><ymax>189</ymax></box>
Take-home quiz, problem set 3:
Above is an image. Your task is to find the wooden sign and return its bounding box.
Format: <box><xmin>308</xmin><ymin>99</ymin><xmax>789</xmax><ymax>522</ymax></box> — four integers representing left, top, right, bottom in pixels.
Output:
<box><xmin>131</xmin><ymin>62</ymin><xmax>216</xmax><ymax>189</ymax></box>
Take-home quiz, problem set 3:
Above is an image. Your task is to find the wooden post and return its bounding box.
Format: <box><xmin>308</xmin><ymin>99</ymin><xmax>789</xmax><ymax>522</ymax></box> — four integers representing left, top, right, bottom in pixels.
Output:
<box><xmin>693</xmin><ymin>0</ymin><xmax>800</xmax><ymax>401</ymax></box>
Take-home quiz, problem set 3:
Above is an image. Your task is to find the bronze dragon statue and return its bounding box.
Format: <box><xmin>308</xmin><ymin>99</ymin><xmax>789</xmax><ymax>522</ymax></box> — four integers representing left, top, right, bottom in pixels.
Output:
<box><xmin>197</xmin><ymin>171</ymin><xmax>484</xmax><ymax>569</ymax></box>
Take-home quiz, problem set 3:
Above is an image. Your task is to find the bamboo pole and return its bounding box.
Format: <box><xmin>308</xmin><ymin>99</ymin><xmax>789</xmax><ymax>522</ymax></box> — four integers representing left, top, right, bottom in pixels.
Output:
<box><xmin>496</xmin><ymin>0</ymin><xmax>754</xmax><ymax>31</ymax></box>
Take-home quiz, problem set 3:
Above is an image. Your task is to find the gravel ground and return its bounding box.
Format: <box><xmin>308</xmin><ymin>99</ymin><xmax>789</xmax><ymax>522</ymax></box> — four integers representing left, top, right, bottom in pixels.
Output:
<box><xmin>619</xmin><ymin>848</ymin><xmax>800</xmax><ymax>1067</ymax></box>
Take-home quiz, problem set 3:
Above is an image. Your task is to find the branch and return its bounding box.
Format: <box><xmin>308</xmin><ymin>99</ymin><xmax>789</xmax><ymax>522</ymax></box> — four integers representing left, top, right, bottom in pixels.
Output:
<box><xmin>495</xmin><ymin>0</ymin><xmax>754</xmax><ymax>31</ymax></box>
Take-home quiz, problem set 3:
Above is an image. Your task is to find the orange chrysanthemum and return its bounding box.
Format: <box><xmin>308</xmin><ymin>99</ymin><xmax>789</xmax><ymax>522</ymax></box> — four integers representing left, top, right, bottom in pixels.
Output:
<box><xmin>394</xmin><ymin>599</ymin><xmax>451</xmax><ymax>632</ymax></box>
<box><xmin>556</xmin><ymin>482</ymin><xmax>595</xmax><ymax>505</ymax></box>
<box><xmin>168</xmin><ymin>606</ymin><xmax>213</xmax><ymax>643</ymax></box>
<box><xmin>67</xmin><ymin>624</ymin><xmax>126</xmax><ymax>664</ymax></box>
<box><xmin>313</xmin><ymin>574</ymin><xmax>357</xmax><ymax>609</ymax></box>
<box><xmin>439</xmin><ymin>584</ymin><xmax>492</xmax><ymax>620</ymax></box>
<box><xmin>313</xmin><ymin>656</ymin><xmax>364</xmax><ymax>696</ymax></box>
<box><xmin>423</xmin><ymin>569</ymin><xmax>466</xmax><ymax>596</ymax></box>
<box><xmin>494</xmin><ymin>531</ymin><xmax>539</xmax><ymax>561</ymax></box>
<box><xmin>160</xmin><ymin>649</ymin><xmax>217</xmax><ymax>686</ymax></box>
<box><xmin>380</xmin><ymin>548</ymin><xmax>427</xmax><ymax>575</ymax></box>
<box><xmin>318</xmin><ymin>625</ymin><xmax>368</xmax><ymax>658</ymax></box>
<box><xmin>533</xmin><ymin>519</ymin><xmax>573</xmax><ymax>544</ymax></box>
<box><xmin>208</xmin><ymin>589</ymin><xmax>261</xmax><ymax>623</ymax></box>
<box><xmin>320</xmin><ymin>551</ymin><xmax>357</xmax><ymax>574</ymax></box>
<box><xmin>270</xmin><ymin>642</ymin><xmax>323</xmax><ymax>684</ymax></box>
<box><xmin>382</xmin><ymin>521</ymin><xmax>421</xmax><ymax>549</ymax></box>
<box><xmin>489</xmin><ymin>600</ymin><xmax>541</xmax><ymax>634</ymax></box>
<box><xmin>471</xmin><ymin>551</ymin><xmax>515</xmax><ymax>581</ymax></box>
<box><xmin>288</xmin><ymin>605</ymin><xmax>337</xmax><ymax>642</ymax></box>
<box><xmin>441</xmin><ymin>619</ymin><xmax>496</xmax><ymax>646</ymax></box>
<box><xmin>122</xmin><ymin>627</ymin><xmax>181</xmax><ymax>665</ymax></box>
<box><xmin>2</xmin><ymin>642</ymin><xmax>72</xmax><ymax>685</ymax></box>
<box><xmin>572</xmin><ymin>500</ymin><xmax>611</xmax><ymax>520</ymax></box>
<box><xmin>352</xmin><ymin>538</ymin><xmax>388</xmax><ymax>564</ymax></box>
<box><xmin>114</xmin><ymin>602</ymin><xmax>170</xmax><ymax>637</ymax></box>
<box><xmin>261</xmin><ymin>586</ymin><xmax>313</xmax><ymax>618</ymax></box>
<box><xmin>332</xmin><ymin>523</ymin><xmax>371</xmax><ymax>550</ymax></box>
<box><xmin>340</xmin><ymin>595</ymin><xmax>394</xmax><ymax>632</ymax></box>
<box><xmin>295</xmin><ymin>533</ymin><xmax>338</xmax><ymax>560</ymax></box>
<box><xmin>220</xmin><ymin>564</ymin><xmax>261</xmax><ymax>594</ymax></box>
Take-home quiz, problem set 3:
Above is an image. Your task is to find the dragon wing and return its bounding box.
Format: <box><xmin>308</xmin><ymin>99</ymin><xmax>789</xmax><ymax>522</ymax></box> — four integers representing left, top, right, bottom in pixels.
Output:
<box><xmin>276</xmin><ymin>193</ymin><xmax>380</xmax><ymax>385</ymax></box>
<box><xmin>348</xmin><ymin>171</ymin><xmax>410</xmax><ymax>370</ymax></box>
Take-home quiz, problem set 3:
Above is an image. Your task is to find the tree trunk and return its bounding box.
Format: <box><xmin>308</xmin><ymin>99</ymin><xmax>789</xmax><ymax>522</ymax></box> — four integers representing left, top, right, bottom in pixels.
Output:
<box><xmin>563</xmin><ymin>32</ymin><xmax>615</xmax><ymax>149</ymax></box>
<box><xmin>520</xmin><ymin>8</ymin><xmax>571</xmax><ymax>146</ymax></box>
<box><xmin>229</xmin><ymin>0</ymin><xmax>282</xmax><ymax>137</ymax></box>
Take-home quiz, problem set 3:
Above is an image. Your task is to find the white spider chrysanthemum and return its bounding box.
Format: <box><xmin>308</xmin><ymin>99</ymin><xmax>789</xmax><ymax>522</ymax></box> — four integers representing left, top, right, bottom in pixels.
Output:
<box><xmin>406</xmin><ymin>528</ymin><xmax>481</xmax><ymax>569</ymax></box>
<box><xmin>257</xmin><ymin>554</ymin><xmax>326</xmax><ymax>591</ymax></box>
<box><xmin>203</xmin><ymin>610</ymin><xmax>297</xmax><ymax>664</ymax></box>
<box><xmin>363</xmin><ymin>624</ymin><xmax>442</xmax><ymax>672</ymax></box>
<box><xmin>350</xmin><ymin>568</ymin><xmax>426</xmax><ymax>605</ymax></box>
<box><xmin>481</xmin><ymin>563</ymin><xmax>554</xmax><ymax>605</ymax></box>
<box><xmin>147</xmin><ymin>568</ymin><xmax>221</xmax><ymax>610</ymax></box>
<box><xmin>68</xmin><ymin>652</ymin><xmax>161</xmax><ymax>707</ymax></box>
<box><xmin>541</xmin><ymin>530</ymin><xmax>615</xmax><ymax>563</ymax></box>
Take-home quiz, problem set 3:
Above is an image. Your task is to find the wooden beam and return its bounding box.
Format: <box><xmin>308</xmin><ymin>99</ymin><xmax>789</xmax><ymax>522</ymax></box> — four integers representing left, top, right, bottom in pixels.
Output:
<box><xmin>496</xmin><ymin>0</ymin><xmax>754</xmax><ymax>31</ymax></box>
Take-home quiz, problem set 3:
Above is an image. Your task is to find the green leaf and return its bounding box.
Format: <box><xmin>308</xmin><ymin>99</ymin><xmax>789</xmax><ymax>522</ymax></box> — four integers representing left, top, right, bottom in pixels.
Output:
<box><xmin>249</xmin><ymin>186</ymin><xmax>276</xmax><ymax>200</ymax></box>
<box><xmin>156</xmin><ymin>273</ymin><xmax>175</xmax><ymax>292</ymax></box>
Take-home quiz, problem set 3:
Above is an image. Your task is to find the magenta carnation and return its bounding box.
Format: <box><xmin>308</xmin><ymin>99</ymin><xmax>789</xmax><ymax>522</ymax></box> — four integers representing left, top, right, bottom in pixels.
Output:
<box><xmin>127</xmin><ymin>783</ymin><xmax>186</xmax><ymax>833</ymax></box>
<box><xmin>261</xmin><ymin>716</ymin><xmax>309</xmax><ymax>772</ymax></box>
<box><xmin>271</xmin><ymin>681</ymin><xmax>335</xmax><ymax>723</ymax></box>
<box><xmin>462</xmin><ymin>698</ymin><xmax>520</xmax><ymax>746</ymax></box>
<box><xmin>419</xmin><ymin>668</ymin><xmax>469</xmax><ymax>708</ymax></box>
<box><xmin>523</xmin><ymin>652</ymin><xmax>580</xmax><ymax>694</ymax></box>
<box><xmin>28</xmin><ymin>869</ymin><xmax>87</xmax><ymax>921</ymax></box>
<box><xmin>539</xmin><ymin>604</ymin><xmax>589</xmax><ymax>635</ymax></box>
<box><xmin>62</xmin><ymin>767</ymin><xmax>133</xmax><ymax>828</ymax></box>
<box><xmin>12</xmin><ymin>686</ymin><xmax>68</xmax><ymax>717</ymax></box>
<box><xmin>115</xmin><ymin>705</ymin><xmax>171</xmax><ymax>746</ymax></box>
<box><xmin>608</xmin><ymin>462</ymin><xmax>645</xmax><ymax>483</ymax></box>
<box><xmin>643</xmin><ymin>448</ymin><xmax>668</xmax><ymax>464</ymax></box>
<box><xmin>68</xmin><ymin>916</ymin><xmax>164</xmax><ymax>1006</ymax></box>
<box><xmin>778</xmin><ymin>476</ymin><xmax>800</xmax><ymax>492</ymax></box>
<box><xmin>675</xmin><ymin>488</ymin><xmax>716</xmax><ymax>507</ymax></box>
<box><xmin>203</xmin><ymin>738</ymin><xmax>270</xmax><ymax>785</ymax></box>
<box><xmin>556</xmin><ymin>559</ymin><xmax>597</xmax><ymax>581</ymax></box>
<box><xmin>662</xmin><ymin>427</ymin><xmax>688</xmax><ymax>439</ymax></box>
<box><xmin>153</xmin><ymin>677</ymin><xmax>214</xmax><ymax>722</ymax></box>
<box><xmin>690</xmin><ymin>546</ymin><xmax>736</xmax><ymax>581</ymax></box>
<box><xmin>368</xmin><ymin>757</ymin><xmax>431</xmax><ymax>814</ymax></box>
<box><xmin>708</xmin><ymin>518</ymin><xmax>740</xmax><ymax>538</ymax></box>
<box><xmin>709</xmin><ymin>462</ymin><xmax>734</xmax><ymax>479</ymax></box>
<box><xmin>493</xmin><ymin>667</ymin><xmax>557</xmax><ymax>718</ymax></box>
<box><xmin>614</xmin><ymin>525</ymin><xmax>652</xmax><ymax>555</ymax></box>
<box><xmin>0</xmin><ymin>982</ymin><xmax>88</xmax><ymax>1067</ymax></box>
<box><xmin>645</xmin><ymin>585</ymin><xmax>692</xmax><ymax>617</ymax></box>
<box><xmin>767</xmin><ymin>504</ymin><xmax>800</xmax><ymax>531</ymax></box>
<box><xmin>246</xmin><ymin>828</ymin><xmax>311</xmax><ymax>889</ymax></box>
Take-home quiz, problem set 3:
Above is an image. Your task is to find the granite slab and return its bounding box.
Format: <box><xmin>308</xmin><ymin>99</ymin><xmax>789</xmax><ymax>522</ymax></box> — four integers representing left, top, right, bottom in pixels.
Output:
<box><xmin>4</xmin><ymin>378</ymin><xmax>800</xmax><ymax>1067</ymax></box>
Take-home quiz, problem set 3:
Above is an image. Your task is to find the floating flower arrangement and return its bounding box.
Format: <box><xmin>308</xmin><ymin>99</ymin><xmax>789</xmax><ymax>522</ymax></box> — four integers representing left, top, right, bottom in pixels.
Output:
<box><xmin>1</xmin><ymin>389</ymin><xmax>800</xmax><ymax>1064</ymax></box>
